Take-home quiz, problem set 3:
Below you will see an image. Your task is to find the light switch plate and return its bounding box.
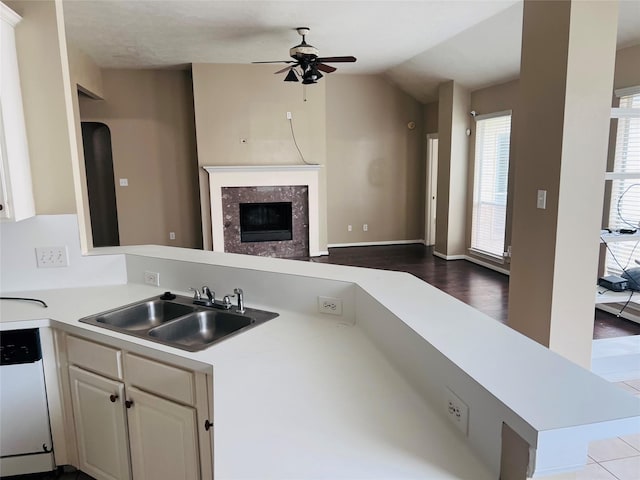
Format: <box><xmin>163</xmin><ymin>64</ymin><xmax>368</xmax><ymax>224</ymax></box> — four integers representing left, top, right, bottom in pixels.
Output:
<box><xmin>537</xmin><ymin>189</ymin><xmax>547</xmax><ymax>209</ymax></box>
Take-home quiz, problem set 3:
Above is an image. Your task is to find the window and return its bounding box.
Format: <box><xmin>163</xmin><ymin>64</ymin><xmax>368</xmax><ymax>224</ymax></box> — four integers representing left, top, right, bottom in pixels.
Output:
<box><xmin>605</xmin><ymin>91</ymin><xmax>640</xmax><ymax>276</ymax></box>
<box><xmin>471</xmin><ymin>112</ymin><xmax>512</xmax><ymax>258</ymax></box>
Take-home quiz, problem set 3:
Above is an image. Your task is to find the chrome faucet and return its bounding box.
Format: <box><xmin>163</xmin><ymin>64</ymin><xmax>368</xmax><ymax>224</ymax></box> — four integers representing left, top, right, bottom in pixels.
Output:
<box><xmin>233</xmin><ymin>288</ymin><xmax>245</xmax><ymax>313</ymax></box>
<box><xmin>202</xmin><ymin>286</ymin><xmax>215</xmax><ymax>303</ymax></box>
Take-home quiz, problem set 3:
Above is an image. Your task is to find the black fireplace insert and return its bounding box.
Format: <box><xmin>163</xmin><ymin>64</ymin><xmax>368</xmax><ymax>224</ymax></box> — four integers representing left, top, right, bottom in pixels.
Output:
<box><xmin>240</xmin><ymin>202</ymin><xmax>293</xmax><ymax>242</ymax></box>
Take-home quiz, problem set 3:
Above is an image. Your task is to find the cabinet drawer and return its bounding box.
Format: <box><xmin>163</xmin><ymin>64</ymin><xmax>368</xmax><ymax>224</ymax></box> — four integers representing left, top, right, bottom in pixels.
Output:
<box><xmin>67</xmin><ymin>335</ymin><xmax>123</xmax><ymax>380</ymax></box>
<box><xmin>124</xmin><ymin>353</ymin><xmax>195</xmax><ymax>405</ymax></box>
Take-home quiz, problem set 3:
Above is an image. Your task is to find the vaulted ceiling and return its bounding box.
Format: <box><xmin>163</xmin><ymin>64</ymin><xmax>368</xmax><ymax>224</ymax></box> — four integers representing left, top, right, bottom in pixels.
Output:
<box><xmin>62</xmin><ymin>0</ymin><xmax>640</xmax><ymax>103</ymax></box>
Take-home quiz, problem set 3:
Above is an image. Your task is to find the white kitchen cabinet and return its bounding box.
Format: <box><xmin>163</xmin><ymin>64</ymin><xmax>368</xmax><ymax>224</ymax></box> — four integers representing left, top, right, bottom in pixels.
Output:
<box><xmin>127</xmin><ymin>386</ymin><xmax>199</xmax><ymax>480</ymax></box>
<box><xmin>68</xmin><ymin>366</ymin><xmax>131</xmax><ymax>480</ymax></box>
<box><xmin>64</xmin><ymin>335</ymin><xmax>212</xmax><ymax>480</ymax></box>
<box><xmin>0</xmin><ymin>3</ymin><xmax>35</xmax><ymax>221</ymax></box>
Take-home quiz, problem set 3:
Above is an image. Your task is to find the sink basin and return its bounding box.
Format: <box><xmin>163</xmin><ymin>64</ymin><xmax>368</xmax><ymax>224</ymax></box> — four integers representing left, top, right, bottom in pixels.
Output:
<box><xmin>148</xmin><ymin>310</ymin><xmax>254</xmax><ymax>351</ymax></box>
<box><xmin>93</xmin><ymin>300</ymin><xmax>197</xmax><ymax>331</ymax></box>
<box><xmin>79</xmin><ymin>294</ymin><xmax>278</xmax><ymax>351</ymax></box>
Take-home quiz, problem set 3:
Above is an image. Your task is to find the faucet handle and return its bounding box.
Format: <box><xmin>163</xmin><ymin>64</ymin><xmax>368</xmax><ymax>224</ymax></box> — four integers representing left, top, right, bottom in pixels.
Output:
<box><xmin>202</xmin><ymin>286</ymin><xmax>215</xmax><ymax>302</ymax></box>
<box><xmin>189</xmin><ymin>287</ymin><xmax>201</xmax><ymax>300</ymax></box>
<box><xmin>222</xmin><ymin>295</ymin><xmax>232</xmax><ymax>308</ymax></box>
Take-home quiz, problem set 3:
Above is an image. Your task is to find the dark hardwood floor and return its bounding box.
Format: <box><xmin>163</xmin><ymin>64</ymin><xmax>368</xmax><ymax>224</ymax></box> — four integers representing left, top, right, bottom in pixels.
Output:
<box><xmin>309</xmin><ymin>243</ymin><xmax>640</xmax><ymax>340</ymax></box>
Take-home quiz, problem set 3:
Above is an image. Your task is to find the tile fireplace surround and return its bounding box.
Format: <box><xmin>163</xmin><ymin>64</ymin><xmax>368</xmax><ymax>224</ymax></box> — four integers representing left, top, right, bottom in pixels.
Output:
<box><xmin>204</xmin><ymin>165</ymin><xmax>322</xmax><ymax>257</ymax></box>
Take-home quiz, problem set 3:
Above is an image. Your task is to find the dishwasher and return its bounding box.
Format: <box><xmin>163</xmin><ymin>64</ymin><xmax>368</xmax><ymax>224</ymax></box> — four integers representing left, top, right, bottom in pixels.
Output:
<box><xmin>0</xmin><ymin>329</ymin><xmax>55</xmax><ymax>476</ymax></box>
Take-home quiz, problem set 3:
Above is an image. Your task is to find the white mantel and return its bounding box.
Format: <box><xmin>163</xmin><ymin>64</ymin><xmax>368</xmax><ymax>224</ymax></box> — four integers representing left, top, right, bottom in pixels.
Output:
<box><xmin>204</xmin><ymin>165</ymin><xmax>322</xmax><ymax>256</ymax></box>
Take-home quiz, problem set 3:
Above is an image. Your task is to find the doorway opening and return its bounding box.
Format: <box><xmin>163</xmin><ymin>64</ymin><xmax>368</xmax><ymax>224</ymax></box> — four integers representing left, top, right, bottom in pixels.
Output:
<box><xmin>425</xmin><ymin>134</ymin><xmax>439</xmax><ymax>246</ymax></box>
<box><xmin>81</xmin><ymin>121</ymin><xmax>119</xmax><ymax>247</ymax></box>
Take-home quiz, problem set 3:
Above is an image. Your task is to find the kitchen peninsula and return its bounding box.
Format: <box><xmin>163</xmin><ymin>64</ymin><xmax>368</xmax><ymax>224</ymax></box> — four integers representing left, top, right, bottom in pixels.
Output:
<box><xmin>1</xmin><ymin>217</ymin><xmax>639</xmax><ymax>479</ymax></box>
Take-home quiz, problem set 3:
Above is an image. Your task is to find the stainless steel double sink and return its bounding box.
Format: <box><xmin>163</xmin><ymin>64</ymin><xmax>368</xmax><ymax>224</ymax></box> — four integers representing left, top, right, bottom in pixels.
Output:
<box><xmin>79</xmin><ymin>293</ymin><xmax>278</xmax><ymax>352</ymax></box>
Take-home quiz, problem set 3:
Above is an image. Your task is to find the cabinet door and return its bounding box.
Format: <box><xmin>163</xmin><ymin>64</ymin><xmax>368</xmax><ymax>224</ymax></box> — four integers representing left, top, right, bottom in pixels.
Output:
<box><xmin>126</xmin><ymin>386</ymin><xmax>200</xmax><ymax>480</ymax></box>
<box><xmin>68</xmin><ymin>366</ymin><xmax>131</xmax><ymax>480</ymax></box>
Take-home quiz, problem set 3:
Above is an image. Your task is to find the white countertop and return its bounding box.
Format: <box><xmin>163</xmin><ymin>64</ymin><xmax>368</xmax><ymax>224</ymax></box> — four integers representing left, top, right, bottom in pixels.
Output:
<box><xmin>3</xmin><ymin>244</ymin><xmax>640</xmax><ymax>477</ymax></box>
<box><xmin>0</xmin><ymin>284</ymin><xmax>494</xmax><ymax>479</ymax></box>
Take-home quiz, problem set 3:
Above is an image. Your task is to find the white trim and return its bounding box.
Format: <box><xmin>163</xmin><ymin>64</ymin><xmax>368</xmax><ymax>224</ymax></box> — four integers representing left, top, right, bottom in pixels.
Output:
<box><xmin>468</xmin><ymin>248</ymin><xmax>505</xmax><ymax>265</ymax></box>
<box><xmin>433</xmin><ymin>251</ymin><xmax>466</xmax><ymax>261</ymax></box>
<box><xmin>464</xmin><ymin>254</ymin><xmax>510</xmax><ymax>276</ymax></box>
<box><xmin>203</xmin><ymin>164</ymin><xmax>321</xmax><ymax>173</ymax></box>
<box><xmin>473</xmin><ymin>109</ymin><xmax>512</xmax><ymax>122</ymax></box>
<box><xmin>610</xmin><ymin>107</ymin><xmax>640</xmax><ymax>119</ymax></box>
<box><xmin>604</xmin><ymin>171</ymin><xmax>640</xmax><ymax>180</ymax></box>
<box><xmin>328</xmin><ymin>239</ymin><xmax>424</xmax><ymax>248</ymax></box>
<box><xmin>317</xmin><ymin>250</ymin><xmax>329</xmax><ymax>256</ymax></box>
<box><xmin>204</xmin><ymin>165</ymin><xmax>321</xmax><ymax>256</ymax></box>
<box><xmin>596</xmin><ymin>303</ymin><xmax>640</xmax><ymax>324</ymax></box>
<box><xmin>0</xmin><ymin>3</ymin><xmax>22</xmax><ymax>27</ymax></box>
<box><xmin>615</xmin><ymin>86</ymin><xmax>640</xmax><ymax>98</ymax></box>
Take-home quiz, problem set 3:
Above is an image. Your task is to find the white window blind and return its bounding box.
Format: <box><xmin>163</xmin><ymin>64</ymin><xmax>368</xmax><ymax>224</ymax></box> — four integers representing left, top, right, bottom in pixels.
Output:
<box><xmin>471</xmin><ymin>113</ymin><xmax>512</xmax><ymax>258</ymax></box>
<box><xmin>606</xmin><ymin>92</ymin><xmax>640</xmax><ymax>276</ymax></box>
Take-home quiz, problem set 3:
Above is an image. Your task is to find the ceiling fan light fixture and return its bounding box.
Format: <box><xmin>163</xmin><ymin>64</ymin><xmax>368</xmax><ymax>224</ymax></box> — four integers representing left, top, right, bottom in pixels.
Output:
<box><xmin>302</xmin><ymin>67</ymin><xmax>322</xmax><ymax>84</ymax></box>
<box><xmin>284</xmin><ymin>69</ymin><xmax>299</xmax><ymax>82</ymax></box>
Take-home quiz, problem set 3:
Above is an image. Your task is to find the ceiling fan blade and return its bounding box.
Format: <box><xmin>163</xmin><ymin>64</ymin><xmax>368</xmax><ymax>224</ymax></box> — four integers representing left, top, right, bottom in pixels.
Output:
<box><xmin>316</xmin><ymin>63</ymin><xmax>337</xmax><ymax>73</ymax></box>
<box><xmin>315</xmin><ymin>56</ymin><xmax>357</xmax><ymax>63</ymax></box>
<box><xmin>252</xmin><ymin>60</ymin><xmax>296</xmax><ymax>64</ymax></box>
<box><xmin>274</xmin><ymin>65</ymin><xmax>297</xmax><ymax>74</ymax></box>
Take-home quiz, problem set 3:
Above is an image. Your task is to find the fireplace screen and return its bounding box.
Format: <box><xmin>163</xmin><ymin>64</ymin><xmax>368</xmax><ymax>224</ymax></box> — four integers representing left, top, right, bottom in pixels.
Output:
<box><xmin>239</xmin><ymin>202</ymin><xmax>293</xmax><ymax>242</ymax></box>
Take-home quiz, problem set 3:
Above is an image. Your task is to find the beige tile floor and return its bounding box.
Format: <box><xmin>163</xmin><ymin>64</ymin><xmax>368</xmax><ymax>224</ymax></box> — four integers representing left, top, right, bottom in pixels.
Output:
<box><xmin>544</xmin><ymin>378</ymin><xmax>640</xmax><ymax>480</ymax></box>
<box><xmin>582</xmin><ymin>380</ymin><xmax>640</xmax><ymax>480</ymax></box>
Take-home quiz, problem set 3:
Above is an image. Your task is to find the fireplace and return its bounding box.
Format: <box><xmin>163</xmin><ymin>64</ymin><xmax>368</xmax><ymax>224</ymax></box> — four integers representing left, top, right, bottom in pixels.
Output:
<box><xmin>240</xmin><ymin>202</ymin><xmax>293</xmax><ymax>243</ymax></box>
<box><xmin>204</xmin><ymin>165</ymin><xmax>322</xmax><ymax>257</ymax></box>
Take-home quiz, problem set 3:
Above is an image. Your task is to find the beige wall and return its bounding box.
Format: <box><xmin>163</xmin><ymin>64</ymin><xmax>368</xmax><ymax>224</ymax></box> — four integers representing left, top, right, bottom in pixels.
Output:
<box><xmin>67</xmin><ymin>41</ymin><xmax>103</xmax><ymax>99</ymax></box>
<box><xmin>423</xmin><ymin>101</ymin><xmax>438</xmax><ymax>134</ymax></box>
<box><xmin>79</xmin><ymin>69</ymin><xmax>201</xmax><ymax>248</ymax></box>
<box><xmin>7</xmin><ymin>0</ymin><xmax>76</xmax><ymax>214</ymax></box>
<box><xmin>614</xmin><ymin>43</ymin><xmax>640</xmax><ymax>90</ymax></box>
<box><xmin>435</xmin><ymin>81</ymin><xmax>470</xmax><ymax>257</ymax></box>
<box><xmin>507</xmin><ymin>0</ymin><xmax>617</xmax><ymax>367</ymax></box>
<box><xmin>326</xmin><ymin>74</ymin><xmax>424</xmax><ymax>244</ymax></box>
<box><xmin>192</xmin><ymin>63</ymin><xmax>328</xmax><ymax>251</ymax></box>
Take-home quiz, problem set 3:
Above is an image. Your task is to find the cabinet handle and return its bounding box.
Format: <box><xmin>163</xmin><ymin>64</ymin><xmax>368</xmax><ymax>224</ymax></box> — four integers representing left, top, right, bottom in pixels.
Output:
<box><xmin>109</xmin><ymin>394</ymin><xmax>119</xmax><ymax>403</ymax></box>
<box><xmin>125</xmin><ymin>400</ymin><xmax>134</xmax><ymax>408</ymax></box>
<box><xmin>204</xmin><ymin>420</ymin><xmax>213</xmax><ymax>431</ymax></box>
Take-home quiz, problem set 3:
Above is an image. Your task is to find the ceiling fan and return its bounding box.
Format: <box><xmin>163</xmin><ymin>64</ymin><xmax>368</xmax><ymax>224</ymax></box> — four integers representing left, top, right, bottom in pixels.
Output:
<box><xmin>253</xmin><ymin>27</ymin><xmax>357</xmax><ymax>84</ymax></box>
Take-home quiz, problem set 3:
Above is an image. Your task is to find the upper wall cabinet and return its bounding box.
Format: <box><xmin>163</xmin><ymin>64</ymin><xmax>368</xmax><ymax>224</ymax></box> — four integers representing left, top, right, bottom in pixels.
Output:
<box><xmin>0</xmin><ymin>2</ymin><xmax>34</xmax><ymax>222</ymax></box>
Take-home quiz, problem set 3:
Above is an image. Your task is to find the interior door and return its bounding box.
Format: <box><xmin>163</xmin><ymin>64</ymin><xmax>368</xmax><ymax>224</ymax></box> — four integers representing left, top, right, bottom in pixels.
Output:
<box><xmin>126</xmin><ymin>386</ymin><xmax>200</xmax><ymax>480</ymax></box>
<box><xmin>69</xmin><ymin>366</ymin><xmax>131</xmax><ymax>480</ymax></box>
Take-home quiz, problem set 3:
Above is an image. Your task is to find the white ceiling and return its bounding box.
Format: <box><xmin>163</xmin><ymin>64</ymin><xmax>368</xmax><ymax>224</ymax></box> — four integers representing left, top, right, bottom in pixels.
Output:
<box><xmin>62</xmin><ymin>0</ymin><xmax>640</xmax><ymax>103</ymax></box>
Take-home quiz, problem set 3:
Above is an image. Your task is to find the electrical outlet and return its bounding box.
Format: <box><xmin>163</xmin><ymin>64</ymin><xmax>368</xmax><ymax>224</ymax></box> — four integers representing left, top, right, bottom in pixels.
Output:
<box><xmin>444</xmin><ymin>387</ymin><xmax>469</xmax><ymax>436</ymax></box>
<box><xmin>35</xmin><ymin>247</ymin><xmax>69</xmax><ymax>268</ymax></box>
<box><xmin>363</xmin><ymin>224</ymin><xmax>368</xmax><ymax>232</ymax></box>
<box><xmin>318</xmin><ymin>296</ymin><xmax>343</xmax><ymax>316</ymax></box>
<box><xmin>144</xmin><ymin>271</ymin><xmax>160</xmax><ymax>286</ymax></box>
<box><xmin>286</xmin><ymin>111</ymin><xmax>292</xmax><ymax>120</ymax></box>
<box><xmin>348</xmin><ymin>224</ymin><xmax>352</xmax><ymax>232</ymax></box>
<box><xmin>119</xmin><ymin>178</ymin><xmax>128</xmax><ymax>187</ymax></box>
<box><xmin>169</xmin><ymin>232</ymin><xmax>176</xmax><ymax>240</ymax></box>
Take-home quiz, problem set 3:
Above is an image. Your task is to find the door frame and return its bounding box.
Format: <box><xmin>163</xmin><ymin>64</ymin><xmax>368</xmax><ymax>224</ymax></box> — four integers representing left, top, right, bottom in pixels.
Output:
<box><xmin>425</xmin><ymin>134</ymin><xmax>438</xmax><ymax>246</ymax></box>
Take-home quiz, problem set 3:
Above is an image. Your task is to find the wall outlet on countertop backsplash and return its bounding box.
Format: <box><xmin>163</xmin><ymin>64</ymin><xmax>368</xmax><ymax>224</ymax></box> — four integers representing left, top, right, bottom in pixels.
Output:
<box><xmin>318</xmin><ymin>296</ymin><xmax>342</xmax><ymax>315</ymax></box>
<box><xmin>144</xmin><ymin>271</ymin><xmax>160</xmax><ymax>286</ymax></box>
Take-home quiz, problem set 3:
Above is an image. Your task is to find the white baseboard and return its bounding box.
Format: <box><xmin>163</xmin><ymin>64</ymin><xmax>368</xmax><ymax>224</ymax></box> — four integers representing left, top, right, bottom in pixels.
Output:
<box><xmin>328</xmin><ymin>239</ymin><xmax>425</xmax><ymax>248</ymax></box>
<box><xmin>433</xmin><ymin>251</ymin><xmax>466</xmax><ymax>260</ymax></box>
<box><xmin>464</xmin><ymin>255</ymin><xmax>510</xmax><ymax>276</ymax></box>
<box><xmin>433</xmin><ymin>251</ymin><xmax>510</xmax><ymax>275</ymax></box>
<box><xmin>596</xmin><ymin>303</ymin><xmax>640</xmax><ymax>324</ymax></box>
